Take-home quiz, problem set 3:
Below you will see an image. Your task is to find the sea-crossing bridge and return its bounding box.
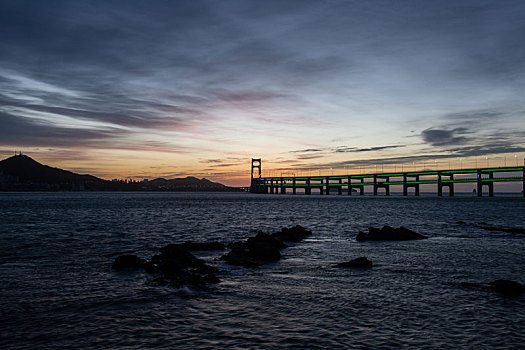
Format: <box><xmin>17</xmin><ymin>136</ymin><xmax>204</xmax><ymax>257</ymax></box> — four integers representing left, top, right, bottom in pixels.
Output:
<box><xmin>249</xmin><ymin>159</ymin><xmax>525</xmax><ymax>197</ymax></box>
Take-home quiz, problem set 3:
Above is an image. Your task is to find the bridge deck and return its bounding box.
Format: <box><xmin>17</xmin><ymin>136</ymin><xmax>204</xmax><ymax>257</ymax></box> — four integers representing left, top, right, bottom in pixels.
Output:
<box><xmin>250</xmin><ymin>166</ymin><xmax>525</xmax><ymax>197</ymax></box>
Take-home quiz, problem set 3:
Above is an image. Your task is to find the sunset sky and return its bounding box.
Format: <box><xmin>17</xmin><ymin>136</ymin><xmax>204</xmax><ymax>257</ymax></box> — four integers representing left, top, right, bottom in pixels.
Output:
<box><xmin>1</xmin><ymin>0</ymin><xmax>525</xmax><ymax>186</ymax></box>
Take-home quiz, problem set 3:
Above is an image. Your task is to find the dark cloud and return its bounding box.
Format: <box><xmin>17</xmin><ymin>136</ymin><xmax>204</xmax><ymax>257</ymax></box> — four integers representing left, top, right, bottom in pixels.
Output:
<box><xmin>290</xmin><ymin>148</ymin><xmax>324</xmax><ymax>153</ymax></box>
<box><xmin>333</xmin><ymin>145</ymin><xmax>405</xmax><ymax>153</ymax></box>
<box><xmin>421</xmin><ymin>128</ymin><xmax>470</xmax><ymax>146</ymax></box>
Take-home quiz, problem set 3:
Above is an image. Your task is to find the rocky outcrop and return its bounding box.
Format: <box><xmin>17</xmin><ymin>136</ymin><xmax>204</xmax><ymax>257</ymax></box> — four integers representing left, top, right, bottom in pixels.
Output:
<box><xmin>111</xmin><ymin>254</ymin><xmax>145</xmax><ymax>269</ymax></box>
<box><xmin>222</xmin><ymin>226</ymin><xmax>312</xmax><ymax>267</ymax></box>
<box><xmin>222</xmin><ymin>231</ymin><xmax>285</xmax><ymax>267</ymax></box>
<box><xmin>356</xmin><ymin>226</ymin><xmax>428</xmax><ymax>241</ymax></box>
<box><xmin>271</xmin><ymin>225</ymin><xmax>312</xmax><ymax>242</ymax></box>
<box><xmin>489</xmin><ymin>280</ymin><xmax>525</xmax><ymax>296</ymax></box>
<box><xmin>335</xmin><ymin>257</ymin><xmax>373</xmax><ymax>268</ymax></box>
<box><xmin>112</xmin><ymin>243</ymin><xmax>221</xmax><ymax>289</ymax></box>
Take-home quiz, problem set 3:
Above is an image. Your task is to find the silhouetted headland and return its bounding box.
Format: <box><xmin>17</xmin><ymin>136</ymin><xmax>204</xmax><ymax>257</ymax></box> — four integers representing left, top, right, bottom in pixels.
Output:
<box><xmin>0</xmin><ymin>154</ymin><xmax>243</xmax><ymax>192</ymax></box>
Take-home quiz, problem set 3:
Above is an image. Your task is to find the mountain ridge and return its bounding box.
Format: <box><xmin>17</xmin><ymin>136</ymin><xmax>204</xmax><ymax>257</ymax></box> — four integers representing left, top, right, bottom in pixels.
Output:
<box><xmin>0</xmin><ymin>154</ymin><xmax>242</xmax><ymax>192</ymax></box>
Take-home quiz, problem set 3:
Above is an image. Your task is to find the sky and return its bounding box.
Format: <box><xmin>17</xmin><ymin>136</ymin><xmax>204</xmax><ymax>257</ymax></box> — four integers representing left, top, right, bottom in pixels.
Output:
<box><xmin>1</xmin><ymin>0</ymin><xmax>525</xmax><ymax>186</ymax></box>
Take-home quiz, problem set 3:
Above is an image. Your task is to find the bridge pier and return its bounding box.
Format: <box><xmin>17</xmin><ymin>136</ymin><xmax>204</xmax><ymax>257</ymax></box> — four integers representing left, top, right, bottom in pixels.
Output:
<box><xmin>347</xmin><ymin>176</ymin><xmax>352</xmax><ymax>195</ymax></box>
<box><xmin>438</xmin><ymin>173</ymin><xmax>442</xmax><ymax>196</ymax></box>
<box><xmin>306</xmin><ymin>178</ymin><xmax>311</xmax><ymax>195</ymax></box>
<box><xmin>293</xmin><ymin>178</ymin><xmax>296</xmax><ymax>194</ymax></box>
<box><xmin>447</xmin><ymin>175</ymin><xmax>455</xmax><ymax>197</ymax></box>
<box><xmin>373</xmin><ymin>175</ymin><xmax>378</xmax><ymax>196</ymax></box>
<box><xmin>360</xmin><ymin>178</ymin><xmax>365</xmax><ymax>195</ymax></box>
<box><xmin>338</xmin><ymin>179</ymin><xmax>342</xmax><ymax>195</ymax></box>
<box><xmin>403</xmin><ymin>174</ymin><xmax>420</xmax><ymax>196</ymax></box>
<box><xmin>325</xmin><ymin>176</ymin><xmax>330</xmax><ymax>195</ymax></box>
<box><xmin>477</xmin><ymin>170</ymin><xmax>482</xmax><ymax>197</ymax></box>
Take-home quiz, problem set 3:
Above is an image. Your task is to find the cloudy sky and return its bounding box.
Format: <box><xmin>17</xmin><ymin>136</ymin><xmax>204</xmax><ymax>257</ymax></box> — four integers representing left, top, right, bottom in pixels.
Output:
<box><xmin>1</xmin><ymin>0</ymin><xmax>524</xmax><ymax>185</ymax></box>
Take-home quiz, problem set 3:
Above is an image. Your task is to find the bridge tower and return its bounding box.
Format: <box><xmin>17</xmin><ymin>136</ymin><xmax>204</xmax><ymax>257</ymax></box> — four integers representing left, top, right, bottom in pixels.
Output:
<box><xmin>250</xmin><ymin>158</ymin><xmax>262</xmax><ymax>193</ymax></box>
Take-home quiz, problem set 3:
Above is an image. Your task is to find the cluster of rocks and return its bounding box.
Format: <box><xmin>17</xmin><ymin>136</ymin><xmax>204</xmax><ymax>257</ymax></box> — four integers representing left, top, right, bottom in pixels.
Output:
<box><xmin>356</xmin><ymin>226</ymin><xmax>428</xmax><ymax>241</ymax></box>
<box><xmin>112</xmin><ymin>225</ymin><xmax>312</xmax><ymax>288</ymax></box>
<box><xmin>112</xmin><ymin>241</ymin><xmax>223</xmax><ymax>289</ymax></box>
<box><xmin>221</xmin><ymin>225</ymin><xmax>312</xmax><ymax>267</ymax></box>
<box><xmin>112</xmin><ymin>224</ymin><xmax>524</xmax><ymax>298</ymax></box>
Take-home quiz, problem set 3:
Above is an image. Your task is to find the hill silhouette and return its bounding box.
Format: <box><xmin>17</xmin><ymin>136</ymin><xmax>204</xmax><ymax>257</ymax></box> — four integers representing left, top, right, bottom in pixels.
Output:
<box><xmin>0</xmin><ymin>154</ymin><xmax>241</xmax><ymax>192</ymax></box>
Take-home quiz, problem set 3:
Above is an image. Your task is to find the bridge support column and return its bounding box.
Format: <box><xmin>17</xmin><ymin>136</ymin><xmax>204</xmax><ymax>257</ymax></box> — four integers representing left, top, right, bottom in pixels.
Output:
<box><xmin>385</xmin><ymin>177</ymin><xmax>390</xmax><ymax>196</ymax></box>
<box><xmin>280</xmin><ymin>178</ymin><xmax>285</xmax><ymax>195</ymax></box>
<box><xmin>403</xmin><ymin>174</ymin><xmax>408</xmax><ymax>196</ymax></box>
<box><xmin>360</xmin><ymin>178</ymin><xmax>365</xmax><ymax>195</ymax></box>
<box><xmin>477</xmin><ymin>170</ymin><xmax>482</xmax><ymax>197</ymax></box>
<box><xmin>347</xmin><ymin>176</ymin><xmax>352</xmax><ymax>195</ymax></box>
<box><xmin>270</xmin><ymin>179</ymin><xmax>274</xmax><ymax>194</ymax></box>
<box><xmin>415</xmin><ymin>176</ymin><xmax>420</xmax><ymax>196</ymax></box>
<box><xmin>522</xmin><ymin>158</ymin><xmax>525</xmax><ymax>197</ymax></box>
<box><xmin>338</xmin><ymin>179</ymin><xmax>342</xmax><ymax>195</ymax></box>
<box><xmin>325</xmin><ymin>176</ymin><xmax>330</xmax><ymax>195</ymax></box>
<box><xmin>320</xmin><ymin>179</ymin><xmax>324</xmax><ymax>195</ymax></box>
<box><xmin>488</xmin><ymin>172</ymin><xmax>494</xmax><ymax>197</ymax></box>
<box><xmin>306</xmin><ymin>178</ymin><xmax>311</xmax><ymax>195</ymax></box>
<box><xmin>437</xmin><ymin>173</ymin><xmax>442</xmax><ymax>197</ymax></box>
<box><xmin>449</xmin><ymin>175</ymin><xmax>454</xmax><ymax>197</ymax></box>
<box><xmin>373</xmin><ymin>175</ymin><xmax>378</xmax><ymax>196</ymax></box>
<box><xmin>293</xmin><ymin>178</ymin><xmax>296</xmax><ymax>195</ymax></box>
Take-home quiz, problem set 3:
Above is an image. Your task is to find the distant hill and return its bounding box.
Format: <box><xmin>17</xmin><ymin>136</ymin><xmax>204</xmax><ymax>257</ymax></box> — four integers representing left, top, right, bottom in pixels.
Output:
<box><xmin>0</xmin><ymin>154</ymin><xmax>242</xmax><ymax>192</ymax></box>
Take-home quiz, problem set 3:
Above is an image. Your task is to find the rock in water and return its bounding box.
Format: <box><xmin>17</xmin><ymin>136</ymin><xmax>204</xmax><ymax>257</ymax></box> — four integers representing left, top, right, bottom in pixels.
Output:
<box><xmin>489</xmin><ymin>280</ymin><xmax>525</xmax><ymax>296</ymax></box>
<box><xmin>335</xmin><ymin>257</ymin><xmax>373</xmax><ymax>268</ymax></box>
<box><xmin>272</xmin><ymin>225</ymin><xmax>312</xmax><ymax>242</ymax></box>
<box><xmin>222</xmin><ymin>231</ymin><xmax>283</xmax><ymax>267</ymax></box>
<box><xmin>356</xmin><ymin>226</ymin><xmax>428</xmax><ymax>241</ymax></box>
<box><xmin>112</xmin><ymin>254</ymin><xmax>145</xmax><ymax>269</ymax></box>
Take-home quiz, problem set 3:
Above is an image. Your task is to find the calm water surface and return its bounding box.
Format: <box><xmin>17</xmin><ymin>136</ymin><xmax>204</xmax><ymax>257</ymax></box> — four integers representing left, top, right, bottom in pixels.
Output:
<box><xmin>0</xmin><ymin>192</ymin><xmax>524</xmax><ymax>349</ymax></box>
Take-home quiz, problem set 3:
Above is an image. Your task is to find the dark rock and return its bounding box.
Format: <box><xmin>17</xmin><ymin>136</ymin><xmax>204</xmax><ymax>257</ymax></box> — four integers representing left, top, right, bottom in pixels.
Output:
<box><xmin>113</xmin><ymin>244</ymin><xmax>221</xmax><ymax>289</ymax></box>
<box><xmin>489</xmin><ymin>280</ymin><xmax>525</xmax><ymax>296</ymax></box>
<box><xmin>356</xmin><ymin>226</ymin><xmax>428</xmax><ymax>241</ymax></box>
<box><xmin>221</xmin><ymin>249</ymin><xmax>262</xmax><ymax>267</ymax></box>
<box><xmin>272</xmin><ymin>225</ymin><xmax>312</xmax><ymax>242</ymax></box>
<box><xmin>222</xmin><ymin>231</ymin><xmax>285</xmax><ymax>266</ymax></box>
<box><xmin>112</xmin><ymin>254</ymin><xmax>145</xmax><ymax>269</ymax></box>
<box><xmin>248</xmin><ymin>244</ymin><xmax>282</xmax><ymax>262</ymax></box>
<box><xmin>247</xmin><ymin>231</ymin><xmax>287</xmax><ymax>250</ymax></box>
<box><xmin>335</xmin><ymin>257</ymin><xmax>373</xmax><ymax>268</ymax></box>
<box><xmin>227</xmin><ymin>241</ymin><xmax>246</xmax><ymax>250</ymax></box>
<box><xmin>158</xmin><ymin>244</ymin><xmax>204</xmax><ymax>268</ymax></box>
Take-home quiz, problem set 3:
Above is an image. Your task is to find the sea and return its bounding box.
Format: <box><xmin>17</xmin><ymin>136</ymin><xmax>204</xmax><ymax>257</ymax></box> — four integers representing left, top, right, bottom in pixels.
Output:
<box><xmin>0</xmin><ymin>192</ymin><xmax>524</xmax><ymax>349</ymax></box>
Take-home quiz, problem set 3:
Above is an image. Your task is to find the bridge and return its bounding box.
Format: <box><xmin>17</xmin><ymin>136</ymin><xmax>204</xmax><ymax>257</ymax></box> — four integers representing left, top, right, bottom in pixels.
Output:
<box><xmin>249</xmin><ymin>159</ymin><xmax>525</xmax><ymax>197</ymax></box>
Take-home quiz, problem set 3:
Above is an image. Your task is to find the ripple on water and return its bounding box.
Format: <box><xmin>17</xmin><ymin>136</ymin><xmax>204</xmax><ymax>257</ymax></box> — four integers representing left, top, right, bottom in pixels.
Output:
<box><xmin>0</xmin><ymin>193</ymin><xmax>524</xmax><ymax>349</ymax></box>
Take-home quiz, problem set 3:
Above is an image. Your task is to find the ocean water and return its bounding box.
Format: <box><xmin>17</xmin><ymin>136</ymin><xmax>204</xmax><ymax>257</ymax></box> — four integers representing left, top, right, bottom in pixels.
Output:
<box><xmin>0</xmin><ymin>192</ymin><xmax>524</xmax><ymax>349</ymax></box>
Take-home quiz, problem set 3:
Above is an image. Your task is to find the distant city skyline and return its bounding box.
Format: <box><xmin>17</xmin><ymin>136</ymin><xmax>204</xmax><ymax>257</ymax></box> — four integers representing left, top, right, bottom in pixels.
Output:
<box><xmin>1</xmin><ymin>1</ymin><xmax>525</xmax><ymax>186</ymax></box>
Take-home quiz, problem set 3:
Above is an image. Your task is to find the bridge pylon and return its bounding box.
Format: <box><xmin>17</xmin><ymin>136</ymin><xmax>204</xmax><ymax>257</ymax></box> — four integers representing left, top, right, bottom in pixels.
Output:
<box><xmin>250</xmin><ymin>158</ymin><xmax>263</xmax><ymax>193</ymax></box>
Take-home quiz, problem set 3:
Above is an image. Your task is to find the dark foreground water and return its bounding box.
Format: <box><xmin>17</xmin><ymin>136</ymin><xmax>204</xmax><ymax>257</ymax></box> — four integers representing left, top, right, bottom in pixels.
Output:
<box><xmin>0</xmin><ymin>192</ymin><xmax>524</xmax><ymax>349</ymax></box>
